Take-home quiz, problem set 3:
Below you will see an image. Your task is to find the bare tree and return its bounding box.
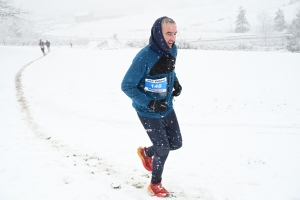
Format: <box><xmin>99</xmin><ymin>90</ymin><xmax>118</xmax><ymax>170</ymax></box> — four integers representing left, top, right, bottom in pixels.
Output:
<box><xmin>257</xmin><ymin>11</ymin><xmax>273</xmax><ymax>46</ymax></box>
<box><xmin>0</xmin><ymin>0</ymin><xmax>28</xmax><ymax>22</ymax></box>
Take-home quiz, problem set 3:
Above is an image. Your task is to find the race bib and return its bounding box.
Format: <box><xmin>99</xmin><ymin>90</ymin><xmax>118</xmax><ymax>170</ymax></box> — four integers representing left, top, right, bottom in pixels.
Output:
<box><xmin>144</xmin><ymin>78</ymin><xmax>167</xmax><ymax>93</ymax></box>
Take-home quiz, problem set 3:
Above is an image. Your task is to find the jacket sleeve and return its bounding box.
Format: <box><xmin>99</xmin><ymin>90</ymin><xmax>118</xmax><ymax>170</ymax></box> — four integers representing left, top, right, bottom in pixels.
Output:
<box><xmin>121</xmin><ymin>56</ymin><xmax>152</xmax><ymax>108</ymax></box>
<box><xmin>174</xmin><ymin>71</ymin><xmax>179</xmax><ymax>82</ymax></box>
<box><xmin>171</xmin><ymin>45</ymin><xmax>179</xmax><ymax>83</ymax></box>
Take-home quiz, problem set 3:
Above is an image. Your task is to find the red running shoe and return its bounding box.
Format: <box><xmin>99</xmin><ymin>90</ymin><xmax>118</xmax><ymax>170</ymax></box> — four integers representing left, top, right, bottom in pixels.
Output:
<box><xmin>148</xmin><ymin>182</ymin><xmax>170</xmax><ymax>197</ymax></box>
<box><xmin>137</xmin><ymin>146</ymin><xmax>152</xmax><ymax>172</ymax></box>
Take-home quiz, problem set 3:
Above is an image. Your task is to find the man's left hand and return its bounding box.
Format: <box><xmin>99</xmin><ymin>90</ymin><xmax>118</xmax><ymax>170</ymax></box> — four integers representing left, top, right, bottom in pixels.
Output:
<box><xmin>172</xmin><ymin>81</ymin><xmax>182</xmax><ymax>97</ymax></box>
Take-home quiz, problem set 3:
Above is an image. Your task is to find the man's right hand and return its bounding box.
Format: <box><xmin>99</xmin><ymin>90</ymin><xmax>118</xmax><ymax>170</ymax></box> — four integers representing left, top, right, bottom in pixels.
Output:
<box><xmin>148</xmin><ymin>100</ymin><xmax>168</xmax><ymax>113</ymax></box>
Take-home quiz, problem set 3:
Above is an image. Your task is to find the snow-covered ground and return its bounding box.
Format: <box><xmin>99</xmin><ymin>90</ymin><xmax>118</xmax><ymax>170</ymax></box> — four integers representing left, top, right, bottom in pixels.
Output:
<box><xmin>1</xmin><ymin>45</ymin><xmax>300</xmax><ymax>200</ymax></box>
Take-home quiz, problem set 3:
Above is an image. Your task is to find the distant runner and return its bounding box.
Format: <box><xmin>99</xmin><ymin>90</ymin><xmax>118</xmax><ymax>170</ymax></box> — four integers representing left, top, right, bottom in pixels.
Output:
<box><xmin>45</xmin><ymin>40</ymin><xmax>51</xmax><ymax>52</ymax></box>
<box><xmin>39</xmin><ymin>39</ymin><xmax>46</xmax><ymax>56</ymax></box>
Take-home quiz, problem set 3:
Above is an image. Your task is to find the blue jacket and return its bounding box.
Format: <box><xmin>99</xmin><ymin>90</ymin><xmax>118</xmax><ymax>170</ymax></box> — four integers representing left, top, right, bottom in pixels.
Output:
<box><xmin>121</xmin><ymin>45</ymin><xmax>178</xmax><ymax>118</ymax></box>
<box><xmin>121</xmin><ymin>16</ymin><xmax>179</xmax><ymax>118</ymax></box>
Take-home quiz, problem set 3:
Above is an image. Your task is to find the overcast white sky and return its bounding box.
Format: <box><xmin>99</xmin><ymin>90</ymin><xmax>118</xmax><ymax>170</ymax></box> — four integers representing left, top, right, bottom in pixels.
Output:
<box><xmin>12</xmin><ymin>0</ymin><xmax>196</xmax><ymax>17</ymax></box>
<box><xmin>13</xmin><ymin>0</ymin><xmax>247</xmax><ymax>18</ymax></box>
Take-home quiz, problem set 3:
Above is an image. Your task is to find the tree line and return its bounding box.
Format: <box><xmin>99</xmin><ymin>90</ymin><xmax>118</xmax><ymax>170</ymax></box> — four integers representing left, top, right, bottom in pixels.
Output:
<box><xmin>235</xmin><ymin>5</ymin><xmax>300</xmax><ymax>52</ymax></box>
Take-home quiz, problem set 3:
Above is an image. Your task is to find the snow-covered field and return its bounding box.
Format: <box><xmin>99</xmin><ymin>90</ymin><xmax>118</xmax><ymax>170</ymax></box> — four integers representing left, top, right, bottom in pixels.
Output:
<box><xmin>1</xmin><ymin>45</ymin><xmax>300</xmax><ymax>200</ymax></box>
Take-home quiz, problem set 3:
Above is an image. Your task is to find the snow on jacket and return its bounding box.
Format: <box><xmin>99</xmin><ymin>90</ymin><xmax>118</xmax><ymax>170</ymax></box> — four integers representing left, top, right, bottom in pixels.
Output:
<box><xmin>121</xmin><ymin>17</ymin><xmax>179</xmax><ymax>118</ymax></box>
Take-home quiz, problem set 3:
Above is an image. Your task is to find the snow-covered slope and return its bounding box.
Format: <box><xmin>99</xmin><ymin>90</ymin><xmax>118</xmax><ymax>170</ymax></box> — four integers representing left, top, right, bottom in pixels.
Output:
<box><xmin>1</xmin><ymin>46</ymin><xmax>300</xmax><ymax>199</ymax></box>
<box><xmin>42</xmin><ymin>0</ymin><xmax>300</xmax><ymax>40</ymax></box>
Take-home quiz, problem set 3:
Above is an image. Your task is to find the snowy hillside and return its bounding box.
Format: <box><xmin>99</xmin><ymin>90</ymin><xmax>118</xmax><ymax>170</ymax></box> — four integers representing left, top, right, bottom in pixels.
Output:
<box><xmin>28</xmin><ymin>0</ymin><xmax>300</xmax><ymax>51</ymax></box>
<box><xmin>42</xmin><ymin>0</ymin><xmax>300</xmax><ymax>41</ymax></box>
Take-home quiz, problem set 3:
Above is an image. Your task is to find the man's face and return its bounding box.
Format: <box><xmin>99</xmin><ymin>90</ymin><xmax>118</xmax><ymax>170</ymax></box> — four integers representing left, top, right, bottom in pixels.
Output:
<box><xmin>162</xmin><ymin>23</ymin><xmax>177</xmax><ymax>48</ymax></box>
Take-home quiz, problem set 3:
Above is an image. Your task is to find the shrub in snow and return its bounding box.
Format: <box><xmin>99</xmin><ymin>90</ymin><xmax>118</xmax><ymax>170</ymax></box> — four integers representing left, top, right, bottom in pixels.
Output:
<box><xmin>286</xmin><ymin>38</ymin><xmax>300</xmax><ymax>52</ymax></box>
<box><xmin>176</xmin><ymin>40</ymin><xmax>197</xmax><ymax>49</ymax></box>
<box><xmin>96</xmin><ymin>39</ymin><xmax>124</xmax><ymax>50</ymax></box>
<box><xmin>126</xmin><ymin>40</ymin><xmax>147</xmax><ymax>48</ymax></box>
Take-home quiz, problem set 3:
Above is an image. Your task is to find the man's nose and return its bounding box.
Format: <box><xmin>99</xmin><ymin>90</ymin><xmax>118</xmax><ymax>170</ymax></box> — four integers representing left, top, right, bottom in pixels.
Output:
<box><xmin>171</xmin><ymin>34</ymin><xmax>176</xmax><ymax>40</ymax></box>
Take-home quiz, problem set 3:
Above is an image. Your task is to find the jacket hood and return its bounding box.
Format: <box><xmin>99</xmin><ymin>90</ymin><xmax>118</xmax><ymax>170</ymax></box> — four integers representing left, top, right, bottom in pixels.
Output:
<box><xmin>149</xmin><ymin>16</ymin><xmax>172</xmax><ymax>55</ymax></box>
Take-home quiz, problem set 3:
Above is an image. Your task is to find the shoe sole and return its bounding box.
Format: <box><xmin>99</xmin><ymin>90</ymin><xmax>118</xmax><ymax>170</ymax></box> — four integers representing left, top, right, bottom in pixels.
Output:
<box><xmin>137</xmin><ymin>147</ymin><xmax>152</xmax><ymax>172</ymax></box>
